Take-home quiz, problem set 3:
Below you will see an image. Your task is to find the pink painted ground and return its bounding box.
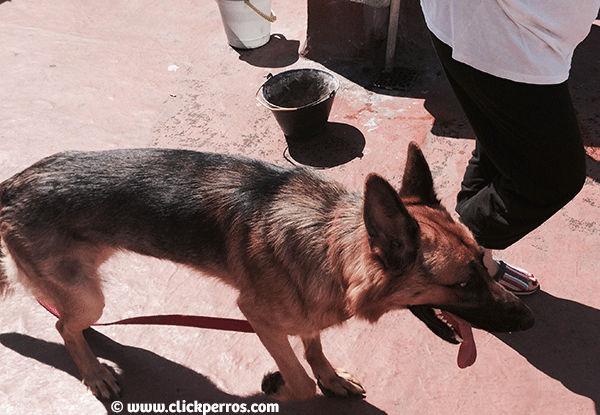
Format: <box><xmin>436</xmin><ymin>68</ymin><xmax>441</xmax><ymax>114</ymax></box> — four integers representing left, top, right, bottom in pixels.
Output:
<box><xmin>1</xmin><ymin>1</ymin><xmax>600</xmax><ymax>414</ymax></box>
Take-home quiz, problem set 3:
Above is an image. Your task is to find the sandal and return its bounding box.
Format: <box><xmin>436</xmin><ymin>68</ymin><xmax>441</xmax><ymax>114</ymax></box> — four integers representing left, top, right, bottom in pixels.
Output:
<box><xmin>493</xmin><ymin>261</ymin><xmax>540</xmax><ymax>296</ymax></box>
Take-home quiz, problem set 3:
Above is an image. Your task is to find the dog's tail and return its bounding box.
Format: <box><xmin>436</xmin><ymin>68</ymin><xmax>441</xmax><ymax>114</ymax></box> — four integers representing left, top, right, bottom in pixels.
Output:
<box><xmin>0</xmin><ymin>237</ymin><xmax>7</xmax><ymax>297</ymax></box>
<box><xmin>0</xmin><ymin>246</ymin><xmax>7</xmax><ymax>298</ymax></box>
<box><xmin>0</xmin><ymin>204</ymin><xmax>10</xmax><ymax>297</ymax></box>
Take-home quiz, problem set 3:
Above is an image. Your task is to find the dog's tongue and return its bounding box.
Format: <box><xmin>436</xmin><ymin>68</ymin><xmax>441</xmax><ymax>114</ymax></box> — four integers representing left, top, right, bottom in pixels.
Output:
<box><xmin>441</xmin><ymin>311</ymin><xmax>477</xmax><ymax>369</ymax></box>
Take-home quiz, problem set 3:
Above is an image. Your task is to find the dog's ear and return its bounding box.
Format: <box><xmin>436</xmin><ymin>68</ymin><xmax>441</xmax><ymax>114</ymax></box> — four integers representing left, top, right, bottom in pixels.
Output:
<box><xmin>399</xmin><ymin>141</ymin><xmax>439</xmax><ymax>205</ymax></box>
<box><xmin>364</xmin><ymin>174</ymin><xmax>420</xmax><ymax>272</ymax></box>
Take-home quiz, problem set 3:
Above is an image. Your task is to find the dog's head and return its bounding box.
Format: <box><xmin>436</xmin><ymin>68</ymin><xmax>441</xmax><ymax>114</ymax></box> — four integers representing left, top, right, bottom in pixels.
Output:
<box><xmin>361</xmin><ymin>142</ymin><xmax>534</xmax><ymax>367</ymax></box>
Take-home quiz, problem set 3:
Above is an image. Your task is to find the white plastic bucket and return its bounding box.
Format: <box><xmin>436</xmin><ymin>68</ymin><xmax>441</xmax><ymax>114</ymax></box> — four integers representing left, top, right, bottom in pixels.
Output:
<box><xmin>216</xmin><ymin>0</ymin><xmax>275</xmax><ymax>49</ymax></box>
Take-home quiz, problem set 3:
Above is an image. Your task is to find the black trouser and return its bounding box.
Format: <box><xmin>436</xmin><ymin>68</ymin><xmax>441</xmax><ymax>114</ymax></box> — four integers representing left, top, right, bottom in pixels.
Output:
<box><xmin>430</xmin><ymin>33</ymin><xmax>587</xmax><ymax>250</ymax></box>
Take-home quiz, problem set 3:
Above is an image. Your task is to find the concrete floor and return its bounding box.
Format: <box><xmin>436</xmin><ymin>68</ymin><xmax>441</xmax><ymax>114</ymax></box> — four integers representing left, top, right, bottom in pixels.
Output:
<box><xmin>1</xmin><ymin>1</ymin><xmax>600</xmax><ymax>414</ymax></box>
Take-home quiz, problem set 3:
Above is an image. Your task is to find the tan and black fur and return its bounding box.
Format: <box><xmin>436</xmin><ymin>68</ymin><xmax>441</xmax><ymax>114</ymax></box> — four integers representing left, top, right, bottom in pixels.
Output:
<box><xmin>0</xmin><ymin>142</ymin><xmax>533</xmax><ymax>401</ymax></box>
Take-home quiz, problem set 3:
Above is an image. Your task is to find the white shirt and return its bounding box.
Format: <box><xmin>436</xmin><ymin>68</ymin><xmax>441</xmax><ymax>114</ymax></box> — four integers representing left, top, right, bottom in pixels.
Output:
<box><xmin>421</xmin><ymin>0</ymin><xmax>600</xmax><ymax>84</ymax></box>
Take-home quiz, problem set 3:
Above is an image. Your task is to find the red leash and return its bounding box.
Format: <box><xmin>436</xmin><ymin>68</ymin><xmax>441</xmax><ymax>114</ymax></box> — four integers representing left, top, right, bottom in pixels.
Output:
<box><xmin>37</xmin><ymin>298</ymin><xmax>255</xmax><ymax>333</ymax></box>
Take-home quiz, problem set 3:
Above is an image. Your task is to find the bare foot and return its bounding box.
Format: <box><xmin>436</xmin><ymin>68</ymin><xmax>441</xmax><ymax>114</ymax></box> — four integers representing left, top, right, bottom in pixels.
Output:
<box><xmin>483</xmin><ymin>248</ymin><xmax>500</xmax><ymax>277</ymax></box>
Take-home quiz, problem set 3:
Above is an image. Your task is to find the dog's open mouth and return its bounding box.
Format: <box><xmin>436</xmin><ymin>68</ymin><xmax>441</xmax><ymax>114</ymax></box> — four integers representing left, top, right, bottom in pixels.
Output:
<box><xmin>409</xmin><ymin>306</ymin><xmax>477</xmax><ymax>369</ymax></box>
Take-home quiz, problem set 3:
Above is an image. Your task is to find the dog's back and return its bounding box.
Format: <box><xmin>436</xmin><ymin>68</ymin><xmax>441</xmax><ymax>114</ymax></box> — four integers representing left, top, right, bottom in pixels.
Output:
<box><xmin>1</xmin><ymin>149</ymin><xmax>276</xmax><ymax>262</ymax></box>
<box><xmin>0</xmin><ymin>148</ymin><xmax>351</xmax><ymax>300</ymax></box>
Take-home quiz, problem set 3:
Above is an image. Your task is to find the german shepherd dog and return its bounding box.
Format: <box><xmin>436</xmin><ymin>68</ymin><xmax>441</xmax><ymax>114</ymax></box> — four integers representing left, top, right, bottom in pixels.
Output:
<box><xmin>0</xmin><ymin>142</ymin><xmax>533</xmax><ymax>401</ymax></box>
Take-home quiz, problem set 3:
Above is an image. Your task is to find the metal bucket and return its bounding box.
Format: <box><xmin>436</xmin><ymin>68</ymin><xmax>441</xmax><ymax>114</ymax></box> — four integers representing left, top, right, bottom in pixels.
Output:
<box><xmin>258</xmin><ymin>68</ymin><xmax>339</xmax><ymax>141</ymax></box>
<box><xmin>216</xmin><ymin>0</ymin><xmax>276</xmax><ymax>49</ymax></box>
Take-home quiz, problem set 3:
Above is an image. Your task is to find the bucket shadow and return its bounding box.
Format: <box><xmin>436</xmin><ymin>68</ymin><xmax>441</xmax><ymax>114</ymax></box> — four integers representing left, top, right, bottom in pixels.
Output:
<box><xmin>284</xmin><ymin>122</ymin><xmax>366</xmax><ymax>168</ymax></box>
<box><xmin>235</xmin><ymin>34</ymin><xmax>300</xmax><ymax>68</ymax></box>
<box><xmin>493</xmin><ymin>291</ymin><xmax>600</xmax><ymax>413</ymax></box>
<box><xmin>0</xmin><ymin>330</ymin><xmax>386</xmax><ymax>414</ymax></box>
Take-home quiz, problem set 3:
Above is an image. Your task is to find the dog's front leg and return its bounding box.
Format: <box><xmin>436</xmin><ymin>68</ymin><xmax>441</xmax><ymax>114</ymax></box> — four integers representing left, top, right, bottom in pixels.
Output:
<box><xmin>249</xmin><ymin>324</ymin><xmax>316</xmax><ymax>401</ymax></box>
<box><xmin>302</xmin><ymin>334</ymin><xmax>365</xmax><ymax>398</ymax></box>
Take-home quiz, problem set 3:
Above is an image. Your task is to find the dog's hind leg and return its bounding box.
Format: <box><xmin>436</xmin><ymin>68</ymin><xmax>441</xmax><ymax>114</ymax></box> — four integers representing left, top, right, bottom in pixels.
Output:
<box><xmin>302</xmin><ymin>334</ymin><xmax>365</xmax><ymax>398</ymax></box>
<box><xmin>27</xmin><ymin>250</ymin><xmax>120</xmax><ymax>399</ymax></box>
<box><xmin>53</xmin><ymin>279</ymin><xmax>120</xmax><ymax>400</ymax></box>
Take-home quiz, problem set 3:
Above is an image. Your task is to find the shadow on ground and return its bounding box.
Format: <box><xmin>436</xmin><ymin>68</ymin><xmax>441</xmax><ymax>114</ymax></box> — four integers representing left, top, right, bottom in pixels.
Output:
<box><xmin>494</xmin><ymin>291</ymin><xmax>600</xmax><ymax>414</ymax></box>
<box><xmin>0</xmin><ymin>330</ymin><xmax>386</xmax><ymax>415</ymax></box>
<box><xmin>284</xmin><ymin>122</ymin><xmax>366</xmax><ymax>168</ymax></box>
<box><xmin>235</xmin><ymin>34</ymin><xmax>300</xmax><ymax>68</ymax></box>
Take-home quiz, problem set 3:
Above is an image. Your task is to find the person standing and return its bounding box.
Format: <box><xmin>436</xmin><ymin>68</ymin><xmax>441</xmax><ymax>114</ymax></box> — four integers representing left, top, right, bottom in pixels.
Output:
<box><xmin>419</xmin><ymin>1</ymin><xmax>600</xmax><ymax>294</ymax></box>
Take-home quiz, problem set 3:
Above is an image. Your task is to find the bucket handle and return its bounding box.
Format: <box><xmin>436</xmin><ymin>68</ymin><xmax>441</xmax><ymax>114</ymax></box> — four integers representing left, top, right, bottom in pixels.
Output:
<box><xmin>245</xmin><ymin>0</ymin><xmax>277</xmax><ymax>23</ymax></box>
<box><xmin>255</xmin><ymin>73</ymin><xmax>296</xmax><ymax>112</ymax></box>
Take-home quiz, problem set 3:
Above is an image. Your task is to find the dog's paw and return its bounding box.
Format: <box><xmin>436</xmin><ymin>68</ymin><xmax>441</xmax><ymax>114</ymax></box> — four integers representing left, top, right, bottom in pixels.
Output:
<box><xmin>84</xmin><ymin>364</ymin><xmax>121</xmax><ymax>400</ymax></box>
<box><xmin>261</xmin><ymin>371</ymin><xmax>316</xmax><ymax>401</ymax></box>
<box><xmin>317</xmin><ymin>367</ymin><xmax>365</xmax><ymax>398</ymax></box>
<box><xmin>261</xmin><ymin>371</ymin><xmax>285</xmax><ymax>396</ymax></box>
